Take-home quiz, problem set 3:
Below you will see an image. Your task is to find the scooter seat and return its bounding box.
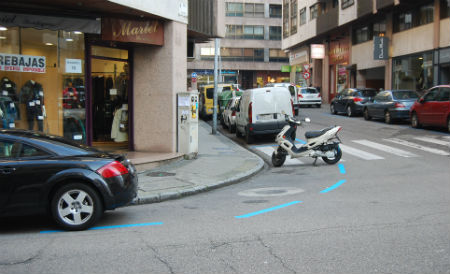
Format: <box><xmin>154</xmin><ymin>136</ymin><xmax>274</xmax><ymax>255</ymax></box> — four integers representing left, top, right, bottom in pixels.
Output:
<box><xmin>305</xmin><ymin>127</ymin><xmax>334</xmax><ymax>139</ymax></box>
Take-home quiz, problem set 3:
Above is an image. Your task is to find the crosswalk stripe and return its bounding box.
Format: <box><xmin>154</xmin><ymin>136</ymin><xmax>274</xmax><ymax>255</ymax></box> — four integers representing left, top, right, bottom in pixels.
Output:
<box><xmin>384</xmin><ymin>138</ymin><xmax>450</xmax><ymax>156</ymax></box>
<box><xmin>352</xmin><ymin>140</ymin><xmax>418</xmax><ymax>158</ymax></box>
<box><xmin>255</xmin><ymin>146</ymin><xmax>305</xmax><ymax>165</ymax></box>
<box><xmin>339</xmin><ymin>144</ymin><xmax>384</xmax><ymax>160</ymax></box>
<box><xmin>413</xmin><ymin>136</ymin><xmax>450</xmax><ymax>147</ymax></box>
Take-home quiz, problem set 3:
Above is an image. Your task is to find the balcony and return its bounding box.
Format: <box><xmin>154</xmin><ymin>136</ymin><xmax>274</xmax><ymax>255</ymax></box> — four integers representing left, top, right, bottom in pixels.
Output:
<box><xmin>188</xmin><ymin>0</ymin><xmax>224</xmax><ymax>41</ymax></box>
<box><xmin>316</xmin><ymin>5</ymin><xmax>339</xmax><ymax>35</ymax></box>
<box><xmin>376</xmin><ymin>0</ymin><xmax>395</xmax><ymax>10</ymax></box>
<box><xmin>358</xmin><ymin>0</ymin><xmax>373</xmax><ymax>17</ymax></box>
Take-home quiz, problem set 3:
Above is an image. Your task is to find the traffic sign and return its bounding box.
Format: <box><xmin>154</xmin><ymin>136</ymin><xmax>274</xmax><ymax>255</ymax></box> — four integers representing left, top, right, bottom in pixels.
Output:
<box><xmin>303</xmin><ymin>71</ymin><xmax>311</xmax><ymax>79</ymax></box>
<box><xmin>303</xmin><ymin>64</ymin><xmax>310</xmax><ymax>71</ymax></box>
<box><xmin>191</xmin><ymin>72</ymin><xmax>197</xmax><ymax>78</ymax></box>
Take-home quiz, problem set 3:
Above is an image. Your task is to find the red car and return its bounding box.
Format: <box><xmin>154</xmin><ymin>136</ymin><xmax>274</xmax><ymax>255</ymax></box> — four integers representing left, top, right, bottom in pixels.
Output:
<box><xmin>410</xmin><ymin>85</ymin><xmax>450</xmax><ymax>132</ymax></box>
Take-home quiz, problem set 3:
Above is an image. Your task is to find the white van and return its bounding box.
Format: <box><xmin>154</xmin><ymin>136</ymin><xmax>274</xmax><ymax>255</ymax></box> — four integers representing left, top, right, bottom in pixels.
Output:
<box><xmin>235</xmin><ymin>87</ymin><xmax>294</xmax><ymax>144</ymax></box>
<box><xmin>265</xmin><ymin>82</ymin><xmax>299</xmax><ymax>115</ymax></box>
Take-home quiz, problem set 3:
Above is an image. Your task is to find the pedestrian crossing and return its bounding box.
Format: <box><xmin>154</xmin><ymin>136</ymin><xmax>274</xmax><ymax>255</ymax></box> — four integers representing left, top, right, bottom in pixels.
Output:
<box><xmin>252</xmin><ymin>135</ymin><xmax>450</xmax><ymax>164</ymax></box>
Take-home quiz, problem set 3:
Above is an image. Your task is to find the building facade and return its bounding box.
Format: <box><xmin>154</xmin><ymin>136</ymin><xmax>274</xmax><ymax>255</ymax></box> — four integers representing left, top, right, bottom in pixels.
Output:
<box><xmin>282</xmin><ymin>0</ymin><xmax>450</xmax><ymax>103</ymax></box>
<box><xmin>188</xmin><ymin>0</ymin><xmax>290</xmax><ymax>90</ymax></box>
<box><xmin>0</xmin><ymin>0</ymin><xmax>222</xmax><ymax>154</ymax></box>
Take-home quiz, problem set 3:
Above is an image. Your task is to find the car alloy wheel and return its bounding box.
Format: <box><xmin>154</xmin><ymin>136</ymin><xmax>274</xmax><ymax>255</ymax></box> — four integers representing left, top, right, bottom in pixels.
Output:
<box><xmin>330</xmin><ymin>104</ymin><xmax>337</xmax><ymax>114</ymax></box>
<box><xmin>51</xmin><ymin>183</ymin><xmax>103</xmax><ymax>231</ymax></box>
<box><xmin>346</xmin><ymin>106</ymin><xmax>352</xmax><ymax>117</ymax></box>
<box><xmin>364</xmin><ymin>108</ymin><xmax>371</xmax><ymax>120</ymax></box>
<box><xmin>411</xmin><ymin>113</ymin><xmax>420</xmax><ymax>128</ymax></box>
<box><xmin>384</xmin><ymin>111</ymin><xmax>392</xmax><ymax>124</ymax></box>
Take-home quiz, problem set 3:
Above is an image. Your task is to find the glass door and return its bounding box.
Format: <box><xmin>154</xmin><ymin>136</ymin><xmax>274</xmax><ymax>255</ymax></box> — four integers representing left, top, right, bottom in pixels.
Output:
<box><xmin>89</xmin><ymin>46</ymin><xmax>130</xmax><ymax>150</ymax></box>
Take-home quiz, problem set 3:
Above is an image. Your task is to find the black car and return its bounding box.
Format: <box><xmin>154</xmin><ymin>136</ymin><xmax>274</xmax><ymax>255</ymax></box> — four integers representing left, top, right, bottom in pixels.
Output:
<box><xmin>363</xmin><ymin>90</ymin><xmax>419</xmax><ymax>124</ymax></box>
<box><xmin>330</xmin><ymin>88</ymin><xmax>378</xmax><ymax>116</ymax></box>
<box><xmin>0</xmin><ymin>129</ymin><xmax>138</xmax><ymax>231</ymax></box>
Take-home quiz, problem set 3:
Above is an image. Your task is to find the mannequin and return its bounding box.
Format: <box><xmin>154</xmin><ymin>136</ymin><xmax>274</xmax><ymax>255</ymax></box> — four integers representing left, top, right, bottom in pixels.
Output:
<box><xmin>20</xmin><ymin>80</ymin><xmax>45</xmax><ymax>131</ymax></box>
<box><xmin>62</xmin><ymin>81</ymin><xmax>79</xmax><ymax>109</ymax></box>
<box><xmin>111</xmin><ymin>104</ymin><xmax>128</xmax><ymax>142</ymax></box>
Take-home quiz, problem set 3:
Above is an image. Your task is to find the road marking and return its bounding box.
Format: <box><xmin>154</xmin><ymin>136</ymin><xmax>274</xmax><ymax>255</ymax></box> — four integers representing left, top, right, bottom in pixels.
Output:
<box><xmin>413</xmin><ymin>136</ymin><xmax>450</xmax><ymax>147</ymax></box>
<box><xmin>320</xmin><ymin>180</ymin><xmax>347</xmax><ymax>193</ymax></box>
<box><xmin>384</xmin><ymin>138</ymin><xmax>450</xmax><ymax>156</ymax></box>
<box><xmin>40</xmin><ymin>222</ymin><xmax>163</xmax><ymax>234</ymax></box>
<box><xmin>352</xmin><ymin>139</ymin><xmax>418</xmax><ymax>158</ymax></box>
<box><xmin>338</xmin><ymin>163</ymin><xmax>346</xmax><ymax>174</ymax></box>
<box><xmin>339</xmin><ymin>144</ymin><xmax>384</xmax><ymax>160</ymax></box>
<box><xmin>255</xmin><ymin>146</ymin><xmax>305</xmax><ymax>165</ymax></box>
<box><xmin>235</xmin><ymin>201</ymin><xmax>302</xmax><ymax>219</ymax></box>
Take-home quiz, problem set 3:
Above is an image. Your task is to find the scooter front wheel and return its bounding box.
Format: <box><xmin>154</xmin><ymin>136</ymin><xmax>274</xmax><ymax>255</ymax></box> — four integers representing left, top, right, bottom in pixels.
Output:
<box><xmin>272</xmin><ymin>149</ymin><xmax>286</xmax><ymax>167</ymax></box>
<box><xmin>321</xmin><ymin>145</ymin><xmax>342</xmax><ymax>165</ymax></box>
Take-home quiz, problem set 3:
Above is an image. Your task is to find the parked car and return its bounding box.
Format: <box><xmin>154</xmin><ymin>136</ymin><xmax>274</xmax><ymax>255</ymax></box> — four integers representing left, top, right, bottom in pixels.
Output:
<box><xmin>298</xmin><ymin>87</ymin><xmax>322</xmax><ymax>108</ymax></box>
<box><xmin>235</xmin><ymin>87</ymin><xmax>294</xmax><ymax>144</ymax></box>
<box><xmin>198</xmin><ymin>83</ymin><xmax>233</xmax><ymax>119</ymax></box>
<box><xmin>0</xmin><ymin>129</ymin><xmax>138</xmax><ymax>231</ymax></box>
<box><xmin>265</xmin><ymin>83</ymin><xmax>299</xmax><ymax>115</ymax></box>
<box><xmin>330</xmin><ymin>88</ymin><xmax>378</xmax><ymax>116</ymax></box>
<box><xmin>221</xmin><ymin>96</ymin><xmax>240</xmax><ymax>133</ymax></box>
<box><xmin>410</xmin><ymin>85</ymin><xmax>450</xmax><ymax>132</ymax></box>
<box><xmin>363</xmin><ymin>90</ymin><xmax>419</xmax><ymax>123</ymax></box>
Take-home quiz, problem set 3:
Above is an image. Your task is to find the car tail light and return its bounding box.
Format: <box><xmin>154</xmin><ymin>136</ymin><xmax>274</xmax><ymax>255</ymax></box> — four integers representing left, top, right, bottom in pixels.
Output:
<box><xmin>291</xmin><ymin>99</ymin><xmax>295</xmax><ymax>114</ymax></box>
<box><xmin>394</xmin><ymin>102</ymin><xmax>406</xmax><ymax>108</ymax></box>
<box><xmin>318</xmin><ymin>93</ymin><xmax>321</xmax><ymax>97</ymax></box>
<box><xmin>97</xmin><ymin>161</ymin><xmax>129</xmax><ymax>178</ymax></box>
<box><xmin>248</xmin><ymin>102</ymin><xmax>252</xmax><ymax>124</ymax></box>
<box><xmin>298</xmin><ymin>93</ymin><xmax>303</xmax><ymax>98</ymax></box>
<box><xmin>353</xmin><ymin>97</ymin><xmax>363</xmax><ymax>102</ymax></box>
<box><xmin>232</xmin><ymin>110</ymin><xmax>236</xmax><ymax>116</ymax></box>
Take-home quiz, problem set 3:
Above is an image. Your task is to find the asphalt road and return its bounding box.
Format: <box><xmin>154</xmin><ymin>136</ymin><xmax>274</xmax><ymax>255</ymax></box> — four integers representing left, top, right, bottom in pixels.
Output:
<box><xmin>1</xmin><ymin>105</ymin><xmax>449</xmax><ymax>274</ymax></box>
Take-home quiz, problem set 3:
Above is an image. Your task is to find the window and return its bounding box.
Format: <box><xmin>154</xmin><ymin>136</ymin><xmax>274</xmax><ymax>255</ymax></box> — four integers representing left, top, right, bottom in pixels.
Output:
<box><xmin>394</xmin><ymin>3</ymin><xmax>434</xmax><ymax>32</ymax></box>
<box><xmin>290</xmin><ymin>0</ymin><xmax>297</xmax><ymax>34</ymax></box>
<box><xmin>245</xmin><ymin>3</ymin><xmax>265</xmax><ymax>17</ymax></box>
<box><xmin>269</xmin><ymin>26</ymin><xmax>282</xmax><ymax>40</ymax></box>
<box><xmin>299</xmin><ymin>8</ymin><xmax>307</xmax><ymax>25</ymax></box>
<box><xmin>424</xmin><ymin>88</ymin><xmax>439</xmax><ymax>101</ymax></box>
<box><xmin>226</xmin><ymin>2</ymin><xmax>244</xmax><ymax>17</ymax></box>
<box><xmin>283</xmin><ymin>0</ymin><xmax>290</xmax><ymax>38</ymax></box>
<box><xmin>0</xmin><ymin>140</ymin><xmax>15</xmax><ymax>158</ymax></box>
<box><xmin>215</xmin><ymin>48</ymin><xmax>265</xmax><ymax>62</ymax></box>
<box><xmin>269</xmin><ymin>4</ymin><xmax>282</xmax><ymax>18</ymax></box>
<box><xmin>437</xmin><ymin>87</ymin><xmax>450</xmax><ymax>101</ymax></box>
<box><xmin>225</xmin><ymin>25</ymin><xmax>244</xmax><ymax>39</ymax></box>
<box><xmin>393</xmin><ymin>52</ymin><xmax>434</xmax><ymax>90</ymax></box>
<box><xmin>353</xmin><ymin>25</ymin><xmax>371</xmax><ymax>44</ymax></box>
<box><xmin>243</xmin><ymin>25</ymin><xmax>264</xmax><ymax>40</ymax></box>
<box><xmin>19</xmin><ymin>144</ymin><xmax>49</xmax><ymax>157</ymax></box>
<box><xmin>269</xmin><ymin>49</ymin><xmax>289</xmax><ymax>62</ymax></box>
<box><xmin>342</xmin><ymin>0</ymin><xmax>354</xmax><ymax>9</ymax></box>
<box><xmin>310</xmin><ymin>4</ymin><xmax>319</xmax><ymax>20</ymax></box>
<box><xmin>200</xmin><ymin>47</ymin><xmax>215</xmax><ymax>56</ymax></box>
<box><xmin>441</xmin><ymin>0</ymin><xmax>450</xmax><ymax>19</ymax></box>
<box><xmin>373</xmin><ymin>19</ymin><xmax>387</xmax><ymax>37</ymax></box>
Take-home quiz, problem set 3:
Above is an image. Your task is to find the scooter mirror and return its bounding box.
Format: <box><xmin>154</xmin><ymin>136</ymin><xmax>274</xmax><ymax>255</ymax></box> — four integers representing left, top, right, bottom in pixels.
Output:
<box><xmin>304</xmin><ymin>117</ymin><xmax>311</xmax><ymax>123</ymax></box>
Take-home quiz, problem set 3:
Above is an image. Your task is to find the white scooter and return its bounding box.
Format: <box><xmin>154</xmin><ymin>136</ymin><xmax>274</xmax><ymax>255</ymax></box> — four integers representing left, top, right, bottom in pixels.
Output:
<box><xmin>272</xmin><ymin>114</ymin><xmax>343</xmax><ymax>167</ymax></box>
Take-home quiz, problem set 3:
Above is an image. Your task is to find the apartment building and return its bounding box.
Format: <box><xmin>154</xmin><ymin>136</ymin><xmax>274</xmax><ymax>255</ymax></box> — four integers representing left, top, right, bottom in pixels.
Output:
<box><xmin>187</xmin><ymin>0</ymin><xmax>290</xmax><ymax>90</ymax></box>
<box><xmin>282</xmin><ymin>0</ymin><xmax>450</xmax><ymax>103</ymax></box>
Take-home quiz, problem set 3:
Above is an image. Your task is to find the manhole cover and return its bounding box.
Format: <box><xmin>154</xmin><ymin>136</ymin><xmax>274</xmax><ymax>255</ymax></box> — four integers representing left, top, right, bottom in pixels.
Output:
<box><xmin>238</xmin><ymin>187</ymin><xmax>305</xmax><ymax>197</ymax></box>
<box><xmin>147</xmin><ymin>171</ymin><xmax>176</xmax><ymax>177</ymax></box>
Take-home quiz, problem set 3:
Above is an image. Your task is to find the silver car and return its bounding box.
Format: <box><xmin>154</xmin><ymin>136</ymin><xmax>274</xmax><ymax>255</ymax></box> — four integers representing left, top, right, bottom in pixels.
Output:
<box><xmin>221</xmin><ymin>96</ymin><xmax>241</xmax><ymax>133</ymax></box>
<box><xmin>298</xmin><ymin>87</ymin><xmax>322</xmax><ymax>108</ymax></box>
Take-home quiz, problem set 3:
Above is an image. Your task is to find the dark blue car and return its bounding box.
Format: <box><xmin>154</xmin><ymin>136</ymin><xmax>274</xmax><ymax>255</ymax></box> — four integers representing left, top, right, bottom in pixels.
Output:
<box><xmin>363</xmin><ymin>90</ymin><xmax>419</xmax><ymax>124</ymax></box>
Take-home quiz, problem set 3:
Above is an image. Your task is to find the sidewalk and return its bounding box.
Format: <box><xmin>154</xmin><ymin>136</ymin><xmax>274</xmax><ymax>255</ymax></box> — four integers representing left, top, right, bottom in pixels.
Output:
<box><xmin>134</xmin><ymin>120</ymin><xmax>265</xmax><ymax>205</ymax></box>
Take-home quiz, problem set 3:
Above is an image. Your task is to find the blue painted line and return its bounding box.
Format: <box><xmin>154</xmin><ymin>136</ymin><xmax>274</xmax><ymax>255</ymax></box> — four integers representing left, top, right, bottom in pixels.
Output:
<box><xmin>338</xmin><ymin>163</ymin><xmax>346</xmax><ymax>174</ymax></box>
<box><xmin>40</xmin><ymin>222</ymin><xmax>163</xmax><ymax>234</ymax></box>
<box><xmin>320</xmin><ymin>180</ymin><xmax>347</xmax><ymax>193</ymax></box>
<box><xmin>235</xmin><ymin>201</ymin><xmax>302</xmax><ymax>219</ymax></box>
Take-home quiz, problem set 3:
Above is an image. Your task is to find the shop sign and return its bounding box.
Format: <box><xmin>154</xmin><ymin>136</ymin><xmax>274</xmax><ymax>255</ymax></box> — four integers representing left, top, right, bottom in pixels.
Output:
<box><xmin>311</xmin><ymin>44</ymin><xmax>325</xmax><ymax>59</ymax></box>
<box><xmin>65</xmin><ymin>59</ymin><xmax>82</xmax><ymax>74</ymax></box>
<box><xmin>0</xmin><ymin>53</ymin><xmax>46</xmax><ymax>73</ymax></box>
<box><xmin>329</xmin><ymin>38</ymin><xmax>349</xmax><ymax>65</ymax></box>
<box><xmin>373</xmin><ymin>36</ymin><xmax>389</xmax><ymax>60</ymax></box>
<box><xmin>102</xmin><ymin>18</ymin><xmax>164</xmax><ymax>46</ymax></box>
<box><xmin>281</xmin><ymin>65</ymin><xmax>291</xmax><ymax>72</ymax></box>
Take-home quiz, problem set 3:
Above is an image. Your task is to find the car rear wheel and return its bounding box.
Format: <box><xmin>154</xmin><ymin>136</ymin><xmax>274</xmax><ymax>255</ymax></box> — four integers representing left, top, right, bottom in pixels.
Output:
<box><xmin>245</xmin><ymin>127</ymin><xmax>254</xmax><ymax>144</ymax></box>
<box><xmin>346</xmin><ymin>106</ymin><xmax>353</xmax><ymax>117</ymax></box>
<box><xmin>330</xmin><ymin>104</ymin><xmax>337</xmax><ymax>114</ymax></box>
<box><xmin>411</xmin><ymin>113</ymin><xmax>421</xmax><ymax>128</ymax></box>
<box><xmin>51</xmin><ymin>183</ymin><xmax>103</xmax><ymax>231</ymax></box>
<box><xmin>384</xmin><ymin>111</ymin><xmax>392</xmax><ymax>124</ymax></box>
<box><xmin>229</xmin><ymin>119</ymin><xmax>236</xmax><ymax>133</ymax></box>
<box><xmin>364</xmin><ymin>108</ymin><xmax>371</xmax><ymax>120</ymax></box>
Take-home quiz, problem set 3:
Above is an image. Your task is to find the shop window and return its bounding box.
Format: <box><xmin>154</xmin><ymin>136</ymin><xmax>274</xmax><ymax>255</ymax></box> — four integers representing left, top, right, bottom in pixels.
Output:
<box><xmin>290</xmin><ymin>0</ymin><xmax>297</xmax><ymax>35</ymax></box>
<box><xmin>269</xmin><ymin>4</ymin><xmax>282</xmax><ymax>18</ymax></box>
<box><xmin>393</xmin><ymin>3</ymin><xmax>434</xmax><ymax>32</ymax></box>
<box><xmin>299</xmin><ymin>8</ymin><xmax>307</xmax><ymax>26</ymax></box>
<box><xmin>226</xmin><ymin>2</ymin><xmax>244</xmax><ymax>17</ymax></box>
<box><xmin>269</xmin><ymin>26</ymin><xmax>282</xmax><ymax>40</ymax></box>
<box><xmin>393</xmin><ymin>52</ymin><xmax>434</xmax><ymax>91</ymax></box>
<box><xmin>310</xmin><ymin>4</ymin><xmax>319</xmax><ymax>20</ymax></box>
<box><xmin>440</xmin><ymin>0</ymin><xmax>450</xmax><ymax>18</ymax></box>
<box><xmin>341</xmin><ymin>0</ymin><xmax>354</xmax><ymax>9</ymax></box>
<box><xmin>0</xmin><ymin>27</ymin><xmax>85</xmax><ymax>143</ymax></box>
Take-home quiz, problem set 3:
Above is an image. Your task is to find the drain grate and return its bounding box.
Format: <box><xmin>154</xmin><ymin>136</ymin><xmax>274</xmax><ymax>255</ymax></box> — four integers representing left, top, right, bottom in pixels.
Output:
<box><xmin>147</xmin><ymin>171</ymin><xmax>176</xmax><ymax>177</ymax></box>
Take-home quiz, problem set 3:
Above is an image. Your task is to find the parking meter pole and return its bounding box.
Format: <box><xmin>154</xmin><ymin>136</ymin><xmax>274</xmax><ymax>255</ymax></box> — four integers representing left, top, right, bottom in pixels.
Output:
<box><xmin>212</xmin><ymin>38</ymin><xmax>220</xmax><ymax>135</ymax></box>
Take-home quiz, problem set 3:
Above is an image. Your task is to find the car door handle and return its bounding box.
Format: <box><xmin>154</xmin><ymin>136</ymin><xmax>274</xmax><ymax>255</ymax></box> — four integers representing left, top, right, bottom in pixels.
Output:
<box><xmin>0</xmin><ymin>167</ymin><xmax>16</xmax><ymax>174</ymax></box>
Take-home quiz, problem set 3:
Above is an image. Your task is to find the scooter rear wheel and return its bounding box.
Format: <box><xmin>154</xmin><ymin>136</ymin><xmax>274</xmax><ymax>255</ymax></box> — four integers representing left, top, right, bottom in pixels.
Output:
<box><xmin>272</xmin><ymin>148</ymin><xmax>286</xmax><ymax>167</ymax></box>
<box><xmin>321</xmin><ymin>145</ymin><xmax>342</xmax><ymax>165</ymax></box>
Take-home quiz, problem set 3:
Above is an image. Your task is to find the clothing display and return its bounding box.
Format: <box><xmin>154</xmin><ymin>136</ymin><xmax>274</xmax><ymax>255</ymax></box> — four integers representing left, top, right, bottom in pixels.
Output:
<box><xmin>20</xmin><ymin>80</ymin><xmax>45</xmax><ymax>131</ymax></box>
<box><xmin>1</xmin><ymin>77</ymin><xmax>21</xmax><ymax>123</ymax></box>
<box><xmin>0</xmin><ymin>96</ymin><xmax>19</xmax><ymax>129</ymax></box>
<box><xmin>111</xmin><ymin>104</ymin><xmax>128</xmax><ymax>142</ymax></box>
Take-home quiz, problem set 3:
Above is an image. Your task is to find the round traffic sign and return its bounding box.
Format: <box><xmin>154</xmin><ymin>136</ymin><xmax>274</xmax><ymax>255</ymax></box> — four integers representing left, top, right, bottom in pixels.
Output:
<box><xmin>303</xmin><ymin>71</ymin><xmax>311</xmax><ymax>79</ymax></box>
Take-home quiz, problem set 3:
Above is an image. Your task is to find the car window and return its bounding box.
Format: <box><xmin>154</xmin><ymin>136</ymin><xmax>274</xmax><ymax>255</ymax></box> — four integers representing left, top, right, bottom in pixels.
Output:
<box><xmin>288</xmin><ymin>86</ymin><xmax>295</xmax><ymax>96</ymax></box>
<box><xmin>360</xmin><ymin>90</ymin><xmax>377</xmax><ymax>97</ymax></box>
<box><xmin>424</xmin><ymin>88</ymin><xmax>439</xmax><ymax>102</ymax></box>
<box><xmin>222</xmin><ymin>86</ymin><xmax>231</xmax><ymax>91</ymax></box>
<box><xmin>307</xmin><ymin>88</ymin><xmax>318</xmax><ymax>94</ymax></box>
<box><xmin>206</xmin><ymin>88</ymin><xmax>214</xmax><ymax>99</ymax></box>
<box><xmin>0</xmin><ymin>140</ymin><xmax>15</xmax><ymax>159</ymax></box>
<box><xmin>437</xmin><ymin>87</ymin><xmax>450</xmax><ymax>102</ymax></box>
<box><xmin>392</xmin><ymin>91</ymin><xmax>419</xmax><ymax>100</ymax></box>
<box><xmin>18</xmin><ymin>143</ymin><xmax>49</xmax><ymax>158</ymax></box>
<box><xmin>374</xmin><ymin>93</ymin><xmax>385</xmax><ymax>102</ymax></box>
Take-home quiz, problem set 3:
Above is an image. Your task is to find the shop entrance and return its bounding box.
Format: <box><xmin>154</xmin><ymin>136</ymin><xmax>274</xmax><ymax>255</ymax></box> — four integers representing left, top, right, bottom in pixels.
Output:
<box><xmin>89</xmin><ymin>46</ymin><xmax>130</xmax><ymax>150</ymax></box>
